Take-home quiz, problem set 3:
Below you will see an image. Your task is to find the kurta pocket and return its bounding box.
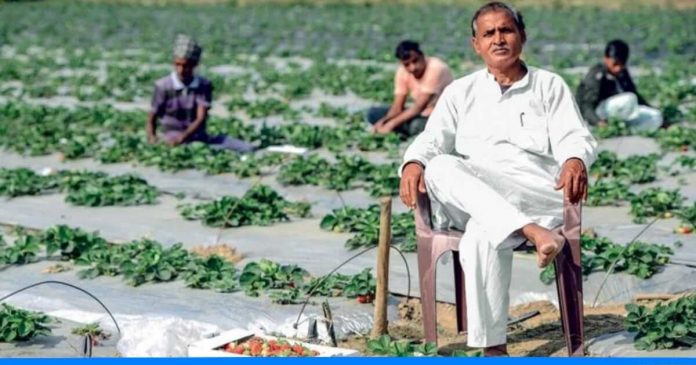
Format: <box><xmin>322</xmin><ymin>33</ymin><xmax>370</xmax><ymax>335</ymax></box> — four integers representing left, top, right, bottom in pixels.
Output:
<box><xmin>507</xmin><ymin>113</ymin><xmax>549</xmax><ymax>154</ymax></box>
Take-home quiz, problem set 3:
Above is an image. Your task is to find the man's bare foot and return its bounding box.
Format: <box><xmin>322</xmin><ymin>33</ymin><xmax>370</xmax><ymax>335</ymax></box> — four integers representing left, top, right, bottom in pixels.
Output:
<box><xmin>522</xmin><ymin>223</ymin><xmax>566</xmax><ymax>268</ymax></box>
<box><xmin>483</xmin><ymin>344</ymin><xmax>508</xmax><ymax>357</ymax></box>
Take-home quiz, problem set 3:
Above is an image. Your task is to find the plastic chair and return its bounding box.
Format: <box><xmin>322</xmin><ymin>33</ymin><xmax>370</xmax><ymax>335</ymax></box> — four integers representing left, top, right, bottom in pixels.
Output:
<box><xmin>415</xmin><ymin>190</ymin><xmax>585</xmax><ymax>356</ymax></box>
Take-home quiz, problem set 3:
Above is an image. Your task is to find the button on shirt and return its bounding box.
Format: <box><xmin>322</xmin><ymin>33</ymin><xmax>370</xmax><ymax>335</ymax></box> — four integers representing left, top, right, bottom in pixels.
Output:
<box><xmin>402</xmin><ymin>66</ymin><xmax>597</xmax><ymax>213</ymax></box>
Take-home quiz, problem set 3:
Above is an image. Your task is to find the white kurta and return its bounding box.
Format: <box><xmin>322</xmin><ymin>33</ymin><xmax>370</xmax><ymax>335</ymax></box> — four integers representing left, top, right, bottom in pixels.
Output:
<box><xmin>401</xmin><ymin>66</ymin><xmax>597</xmax><ymax>347</ymax></box>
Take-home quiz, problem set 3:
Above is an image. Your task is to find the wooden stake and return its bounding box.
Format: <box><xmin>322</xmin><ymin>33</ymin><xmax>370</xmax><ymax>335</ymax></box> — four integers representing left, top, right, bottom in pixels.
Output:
<box><xmin>371</xmin><ymin>197</ymin><xmax>392</xmax><ymax>338</ymax></box>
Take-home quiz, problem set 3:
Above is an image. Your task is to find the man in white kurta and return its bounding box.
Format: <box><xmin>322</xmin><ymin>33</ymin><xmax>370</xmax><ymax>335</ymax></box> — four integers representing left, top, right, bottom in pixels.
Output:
<box><xmin>399</xmin><ymin>2</ymin><xmax>597</xmax><ymax>355</ymax></box>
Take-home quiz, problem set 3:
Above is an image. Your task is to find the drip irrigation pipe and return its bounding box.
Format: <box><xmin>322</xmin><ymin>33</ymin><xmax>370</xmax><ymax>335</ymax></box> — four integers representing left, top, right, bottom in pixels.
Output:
<box><xmin>0</xmin><ymin>280</ymin><xmax>121</xmax><ymax>336</ymax></box>
<box><xmin>293</xmin><ymin>243</ymin><xmax>412</xmax><ymax>330</ymax></box>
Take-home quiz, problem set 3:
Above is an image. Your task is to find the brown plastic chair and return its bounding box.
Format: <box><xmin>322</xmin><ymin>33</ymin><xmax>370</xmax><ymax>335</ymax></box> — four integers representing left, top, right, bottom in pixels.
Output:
<box><xmin>415</xmin><ymin>190</ymin><xmax>585</xmax><ymax>356</ymax></box>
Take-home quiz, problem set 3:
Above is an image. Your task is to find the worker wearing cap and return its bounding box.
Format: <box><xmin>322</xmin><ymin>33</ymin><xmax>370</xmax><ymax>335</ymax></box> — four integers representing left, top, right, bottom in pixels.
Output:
<box><xmin>147</xmin><ymin>34</ymin><xmax>254</xmax><ymax>152</ymax></box>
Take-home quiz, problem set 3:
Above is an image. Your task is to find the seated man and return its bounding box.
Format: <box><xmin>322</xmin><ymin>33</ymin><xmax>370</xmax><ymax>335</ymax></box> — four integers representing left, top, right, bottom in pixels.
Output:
<box><xmin>367</xmin><ymin>40</ymin><xmax>453</xmax><ymax>137</ymax></box>
<box><xmin>399</xmin><ymin>2</ymin><xmax>597</xmax><ymax>356</ymax></box>
<box><xmin>147</xmin><ymin>34</ymin><xmax>254</xmax><ymax>152</ymax></box>
<box><xmin>576</xmin><ymin>39</ymin><xmax>663</xmax><ymax>131</ymax></box>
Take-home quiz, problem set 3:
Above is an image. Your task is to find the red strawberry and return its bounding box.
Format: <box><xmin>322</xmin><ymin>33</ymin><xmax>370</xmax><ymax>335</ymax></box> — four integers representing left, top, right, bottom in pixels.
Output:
<box><xmin>249</xmin><ymin>342</ymin><xmax>263</xmax><ymax>356</ymax></box>
<box><xmin>676</xmin><ymin>226</ymin><xmax>693</xmax><ymax>234</ymax></box>
<box><xmin>357</xmin><ymin>294</ymin><xmax>374</xmax><ymax>304</ymax></box>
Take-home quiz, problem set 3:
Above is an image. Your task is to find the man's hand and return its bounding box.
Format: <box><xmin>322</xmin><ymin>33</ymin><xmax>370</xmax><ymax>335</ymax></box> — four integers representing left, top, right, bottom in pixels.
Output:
<box><xmin>555</xmin><ymin>158</ymin><xmax>587</xmax><ymax>204</ymax></box>
<box><xmin>400</xmin><ymin>162</ymin><xmax>426</xmax><ymax>209</ymax></box>
<box><xmin>166</xmin><ymin>135</ymin><xmax>184</xmax><ymax>147</ymax></box>
<box><xmin>374</xmin><ymin>122</ymin><xmax>394</xmax><ymax>135</ymax></box>
<box><xmin>371</xmin><ymin>119</ymin><xmax>387</xmax><ymax>133</ymax></box>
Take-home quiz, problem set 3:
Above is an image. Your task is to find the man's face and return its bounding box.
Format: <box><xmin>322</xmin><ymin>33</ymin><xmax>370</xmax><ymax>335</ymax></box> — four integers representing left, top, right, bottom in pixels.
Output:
<box><xmin>174</xmin><ymin>57</ymin><xmax>198</xmax><ymax>84</ymax></box>
<box><xmin>400</xmin><ymin>51</ymin><xmax>427</xmax><ymax>79</ymax></box>
<box><xmin>471</xmin><ymin>10</ymin><xmax>525</xmax><ymax>70</ymax></box>
<box><xmin>603</xmin><ymin>56</ymin><xmax>626</xmax><ymax>76</ymax></box>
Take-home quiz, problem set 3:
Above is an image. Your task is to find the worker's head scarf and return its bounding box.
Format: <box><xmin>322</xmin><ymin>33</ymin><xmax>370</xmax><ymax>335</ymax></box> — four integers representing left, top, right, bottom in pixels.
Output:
<box><xmin>173</xmin><ymin>34</ymin><xmax>202</xmax><ymax>62</ymax></box>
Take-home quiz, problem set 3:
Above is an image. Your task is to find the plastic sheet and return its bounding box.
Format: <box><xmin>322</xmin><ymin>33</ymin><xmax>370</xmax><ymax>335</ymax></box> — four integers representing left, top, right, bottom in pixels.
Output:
<box><xmin>588</xmin><ymin>331</ymin><xmax>696</xmax><ymax>357</ymax></box>
<box><xmin>0</xmin><ymin>259</ymin><xmax>398</xmax><ymax>356</ymax></box>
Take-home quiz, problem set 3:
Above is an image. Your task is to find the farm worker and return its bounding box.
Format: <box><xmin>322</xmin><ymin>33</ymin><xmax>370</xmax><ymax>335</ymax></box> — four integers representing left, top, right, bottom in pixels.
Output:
<box><xmin>576</xmin><ymin>39</ymin><xmax>663</xmax><ymax>132</ymax></box>
<box><xmin>147</xmin><ymin>34</ymin><xmax>255</xmax><ymax>152</ymax></box>
<box><xmin>367</xmin><ymin>40</ymin><xmax>454</xmax><ymax>136</ymax></box>
<box><xmin>399</xmin><ymin>2</ymin><xmax>597</xmax><ymax>356</ymax></box>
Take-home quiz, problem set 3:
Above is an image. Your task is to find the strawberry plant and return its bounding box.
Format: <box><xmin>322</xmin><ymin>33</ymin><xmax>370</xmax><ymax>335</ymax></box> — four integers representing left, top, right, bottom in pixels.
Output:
<box><xmin>593</xmin><ymin>118</ymin><xmax>632</xmax><ymax>139</ymax></box>
<box><xmin>71</xmin><ymin>322</ymin><xmax>111</xmax><ymax>346</ymax></box>
<box><xmin>0</xmin><ymin>304</ymin><xmax>51</xmax><ymax>342</ymax></box>
<box><xmin>96</xmin><ymin>133</ymin><xmax>145</xmax><ymax>164</ymax></box>
<box><xmin>40</xmin><ymin>225</ymin><xmax>108</xmax><ymax>261</ymax></box>
<box><xmin>586</xmin><ymin>180</ymin><xmax>635</xmax><ymax>206</ymax></box>
<box><xmin>303</xmin><ymin>272</ymin><xmax>352</xmax><ymax>297</ymax></box>
<box><xmin>367</xmin><ymin>335</ymin><xmax>438</xmax><ymax>357</ymax></box>
<box><xmin>0</xmin><ymin>168</ymin><xmax>57</xmax><ymax>197</ymax></box>
<box><xmin>342</xmin><ymin>268</ymin><xmax>376</xmax><ymax>299</ymax></box>
<box><xmin>277</xmin><ymin>154</ymin><xmax>330</xmax><ymax>186</ymax></box>
<box><xmin>179</xmin><ymin>185</ymin><xmax>310</xmax><ymax>228</ymax></box>
<box><xmin>671</xmin><ymin>155</ymin><xmax>696</xmax><ymax>170</ymax></box>
<box><xmin>589</xmin><ymin>151</ymin><xmax>659</xmax><ymax>184</ymax></box>
<box><xmin>655</xmin><ymin>125</ymin><xmax>696</xmax><ymax>152</ymax></box>
<box><xmin>183</xmin><ymin>255</ymin><xmax>239</xmax><ymax>293</ymax></box>
<box><xmin>228</xmin><ymin>97</ymin><xmax>297</xmax><ymax>119</ymax></box>
<box><xmin>625</xmin><ymin>295</ymin><xmax>696</xmax><ymax>351</ymax></box>
<box><xmin>268</xmin><ymin>288</ymin><xmax>302</xmax><ymax>305</ymax></box>
<box><xmin>238</xmin><ymin>259</ymin><xmax>308</xmax><ymax>297</ymax></box>
<box><xmin>630</xmin><ymin>187</ymin><xmax>685</xmax><ymax>223</ymax></box>
<box><xmin>320</xmin><ymin>205</ymin><xmax>416</xmax><ymax>251</ymax></box>
<box><xmin>365</xmin><ymin>163</ymin><xmax>400</xmax><ymax>197</ymax></box>
<box><xmin>675</xmin><ymin>203</ymin><xmax>696</xmax><ymax>234</ymax></box>
<box><xmin>76</xmin><ymin>245</ymin><xmax>124</xmax><ymax>279</ymax></box>
<box><xmin>315</xmin><ymin>103</ymin><xmax>349</xmax><ymax>120</ymax></box>
<box><xmin>63</xmin><ymin>173</ymin><xmax>159</xmax><ymax>207</ymax></box>
<box><xmin>0</xmin><ymin>233</ymin><xmax>41</xmax><ymax>265</ymax></box>
<box><xmin>539</xmin><ymin>233</ymin><xmax>673</xmax><ymax>284</ymax></box>
<box><xmin>118</xmin><ymin>240</ymin><xmax>190</xmax><ymax>287</ymax></box>
<box><xmin>0</xmin><ymin>168</ymin><xmax>159</xmax><ymax>207</ymax></box>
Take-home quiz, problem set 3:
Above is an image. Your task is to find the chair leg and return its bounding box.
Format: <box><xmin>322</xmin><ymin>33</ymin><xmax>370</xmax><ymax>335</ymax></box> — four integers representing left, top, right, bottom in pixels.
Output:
<box><xmin>417</xmin><ymin>235</ymin><xmax>439</xmax><ymax>345</ymax></box>
<box><xmin>452</xmin><ymin>251</ymin><xmax>467</xmax><ymax>334</ymax></box>
<box><xmin>554</xmin><ymin>243</ymin><xmax>585</xmax><ymax>357</ymax></box>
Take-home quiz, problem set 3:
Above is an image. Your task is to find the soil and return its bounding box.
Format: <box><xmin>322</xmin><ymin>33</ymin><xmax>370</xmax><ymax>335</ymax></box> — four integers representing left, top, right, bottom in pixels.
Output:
<box><xmin>190</xmin><ymin>244</ymin><xmax>244</xmax><ymax>264</ymax></box>
<box><xmin>339</xmin><ymin>297</ymin><xmax>630</xmax><ymax>357</ymax></box>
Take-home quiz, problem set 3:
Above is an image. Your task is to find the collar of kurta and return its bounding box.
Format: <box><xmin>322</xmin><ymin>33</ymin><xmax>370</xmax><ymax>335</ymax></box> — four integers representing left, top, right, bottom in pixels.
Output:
<box><xmin>484</xmin><ymin>63</ymin><xmax>531</xmax><ymax>96</ymax></box>
<box><xmin>170</xmin><ymin>72</ymin><xmax>201</xmax><ymax>90</ymax></box>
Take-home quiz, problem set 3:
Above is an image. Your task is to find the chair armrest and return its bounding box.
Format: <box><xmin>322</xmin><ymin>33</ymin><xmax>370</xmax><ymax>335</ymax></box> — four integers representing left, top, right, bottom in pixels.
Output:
<box><xmin>414</xmin><ymin>189</ymin><xmax>434</xmax><ymax>235</ymax></box>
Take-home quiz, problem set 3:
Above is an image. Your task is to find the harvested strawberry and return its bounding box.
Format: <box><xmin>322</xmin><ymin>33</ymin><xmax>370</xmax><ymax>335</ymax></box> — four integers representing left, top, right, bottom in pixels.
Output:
<box><xmin>356</xmin><ymin>294</ymin><xmax>373</xmax><ymax>303</ymax></box>
<box><xmin>223</xmin><ymin>336</ymin><xmax>319</xmax><ymax>357</ymax></box>
<box><xmin>675</xmin><ymin>226</ymin><xmax>694</xmax><ymax>234</ymax></box>
<box><xmin>291</xmin><ymin>344</ymin><xmax>305</xmax><ymax>354</ymax></box>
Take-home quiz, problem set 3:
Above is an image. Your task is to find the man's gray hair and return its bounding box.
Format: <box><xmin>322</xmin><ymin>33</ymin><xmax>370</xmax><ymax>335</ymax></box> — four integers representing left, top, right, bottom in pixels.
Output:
<box><xmin>173</xmin><ymin>34</ymin><xmax>202</xmax><ymax>62</ymax></box>
<box><xmin>470</xmin><ymin>1</ymin><xmax>526</xmax><ymax>37</ymax></box>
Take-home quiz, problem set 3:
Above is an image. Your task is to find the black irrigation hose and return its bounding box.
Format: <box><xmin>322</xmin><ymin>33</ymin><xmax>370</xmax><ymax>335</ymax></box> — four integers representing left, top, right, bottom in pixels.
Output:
<box><xmin>293</xmin><ymin>243</ymin><xmax>412</xmax><ymax>330</ymax></box>
<box><xmin>0</xmin><ymin>280</ymin><xmax>121</xmax><ymax>336</ymax></box>
<box><xmin>591</xmin><ymin>216</ymin><xmax>661</xmax><ymax>307</ymax></box>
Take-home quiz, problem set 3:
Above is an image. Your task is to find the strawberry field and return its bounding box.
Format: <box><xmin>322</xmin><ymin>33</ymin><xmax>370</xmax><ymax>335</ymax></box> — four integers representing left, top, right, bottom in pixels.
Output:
<box><xmin>0</xmin><ymin>0</ymin><xmax>695</xmax><ymax>358</ymax></box>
